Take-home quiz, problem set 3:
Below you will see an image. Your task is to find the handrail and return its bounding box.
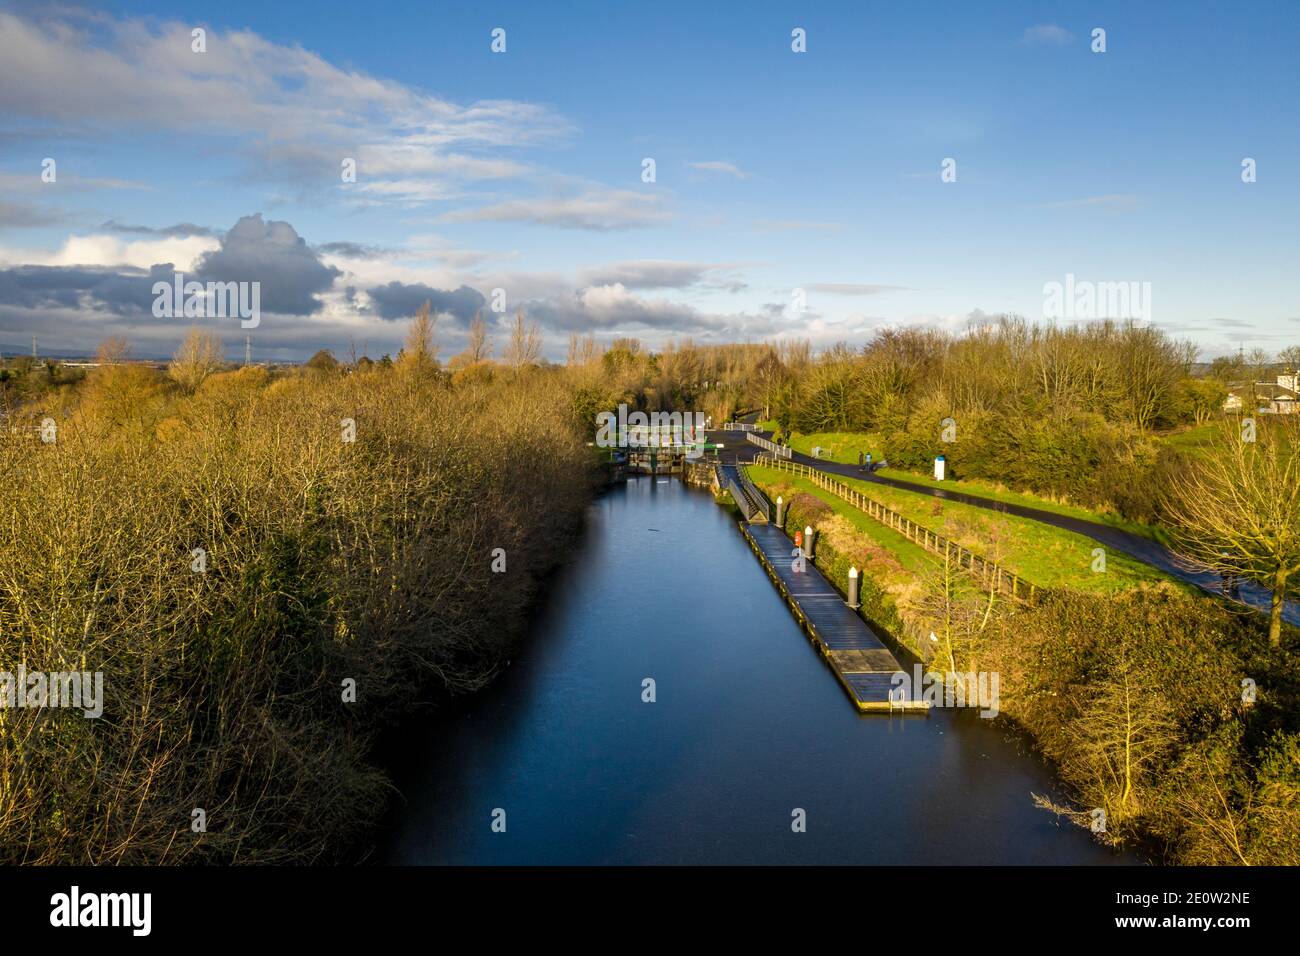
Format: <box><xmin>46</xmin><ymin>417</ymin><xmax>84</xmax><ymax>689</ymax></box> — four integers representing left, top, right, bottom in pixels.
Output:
<box><xmin>745</xmin><ymin>432</ymin><xmax>791</xmax><ymax>458</ymax></box>
<box><xmin>747</xmin><ymin>454</ymin><xmax>1038</xmax><ymax>604</ymax></box>
<box><xmin>738</xmin><ymin>470</ymin><xmax>768</xmax><ymax>521</ymax></box>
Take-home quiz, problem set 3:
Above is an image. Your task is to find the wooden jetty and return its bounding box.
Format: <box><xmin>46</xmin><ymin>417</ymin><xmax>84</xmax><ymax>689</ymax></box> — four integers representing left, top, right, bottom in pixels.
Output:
<box><xmin>739</xmin><ymin>522</ymin><xmax>929</xmax><ymax>714</ymax></box>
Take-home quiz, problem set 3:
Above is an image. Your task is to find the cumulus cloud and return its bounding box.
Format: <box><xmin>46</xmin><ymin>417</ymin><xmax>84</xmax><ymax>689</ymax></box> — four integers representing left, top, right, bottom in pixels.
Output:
<box><xmin>192</xmin><ymin>214</ymin><xmax>340</xmax><ymax>315</ymax></box>
<box><xmin>525</xmin><ymin>284</ymin><xmax>773</xmax><ymax>338</ymax></box>
<box><xmin>364</xmin><ymin>281</ymin><xmax>485</xmax><ymax>324</ymax></box>
<box><xmin>0</xmin><ymin>263</ymin><xmax>165</xmax><ymax>315</ymax></box>
<box><xmin>0</xmin><ymin>213</ymin><xmax>345</xmax><ymax>358</ymax></box>
<box><xmin>0</xmin><ymin>232</ymin><xmax>218</xmax><ymax>272</ymax></box>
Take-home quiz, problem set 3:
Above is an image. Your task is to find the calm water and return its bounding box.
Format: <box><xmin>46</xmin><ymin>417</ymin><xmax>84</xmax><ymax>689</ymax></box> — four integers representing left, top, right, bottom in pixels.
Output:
<box><xmin>381</xmin><ymin>476</ymin><xmax>1133</xmax><ymax>865</ymax></box>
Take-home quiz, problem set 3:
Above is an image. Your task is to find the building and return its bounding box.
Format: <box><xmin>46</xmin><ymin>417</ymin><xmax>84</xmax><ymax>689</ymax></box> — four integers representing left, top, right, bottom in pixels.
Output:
<box><xmin>1224</xmin><ymin>370</ymin><xmax>1299</xmax><ymax>414</ymax></box>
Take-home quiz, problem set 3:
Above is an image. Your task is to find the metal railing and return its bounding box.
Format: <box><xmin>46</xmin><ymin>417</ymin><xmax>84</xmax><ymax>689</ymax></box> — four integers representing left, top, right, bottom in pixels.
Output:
<box><xmin>748</xmin><ymin>455</ymin><xmax>1038</xmax><ymax>604</ymax></box>
<box><xmin>722</xmin><ymin>422</ymin><xmax>760</xmax><ymax>431</ymax></box>
<box><xmin>721</xmin><ymin>465</ymin><xmax>768</xmax><ymax>523</ymax></box>
<box><xmin>737</xmin><ymin>470</ymin><xmax>768</xmax><ymax>521</ymax></box>
<box><xmin>746</xmin><ymin>432</ymin><xmax>791</xmax><ymax>458</ymax></box>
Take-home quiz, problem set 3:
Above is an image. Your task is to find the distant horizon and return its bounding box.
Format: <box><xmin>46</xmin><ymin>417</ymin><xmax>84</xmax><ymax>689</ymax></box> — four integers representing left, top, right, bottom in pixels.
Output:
<box><xmin>2</xmin><ymin>1</ymin><xmax>1298</xmax><ymax>362</ymax></box>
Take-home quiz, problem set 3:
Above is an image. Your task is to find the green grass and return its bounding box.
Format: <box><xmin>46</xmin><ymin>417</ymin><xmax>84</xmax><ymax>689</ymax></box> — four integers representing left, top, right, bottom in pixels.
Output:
<box><xmin>785</xmin><ymin>428</ymin><xmax>1168</xmax><ymax>544</ymax></box>
<box><xmin>1155</xmin><ymin>418</ymin><xmax>1300</xmax><ymax>460</ymax></box>
<box><xmin>871</xmin><ymin>467</ymin><xmax>1170</xmax><ymax>545</ymax></box>
<box><xmin>748</xmin><ymin>466</ymin><xmax>934</xmax><ymax>573</ymax></box>
<box><xmin>748</xmin><ymin>465</ymin><xmax>1180</xmax><ymax>594</ymax></box>
<box><xmin>784</xmin><ymin>430</ymin><xmax>885</xmax><ymax>464</ymax></box>
<box><xmin>1161</xmin><ymin>423</ymin><xmax>1219</xmax><ymax>456</ymax></box>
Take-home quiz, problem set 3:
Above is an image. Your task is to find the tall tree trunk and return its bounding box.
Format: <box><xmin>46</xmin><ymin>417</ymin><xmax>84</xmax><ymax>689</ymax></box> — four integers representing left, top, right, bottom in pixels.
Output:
<box><xmin>1269</xmin><ymin>567</ymin><xmax>1287</xmax><ymax>647</ymax></box>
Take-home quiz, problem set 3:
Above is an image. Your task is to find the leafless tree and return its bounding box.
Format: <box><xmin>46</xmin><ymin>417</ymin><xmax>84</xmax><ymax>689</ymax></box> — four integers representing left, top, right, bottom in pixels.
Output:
<box><xmin>466</xmin><ymin>311</ymin><xmax>492</xmax><ymax>362</ymax></box>
<box><xmin>398</xmin><ymin>300</ymin><xmax>439</xmax><ymax>374</ymax></box>
<box><xmin>1164</xmin><ymin>416</ymin><xmax>1300</xmax><ymax>645</ymax></box>
<box><xmin>168</xmin><ymin>328</ymin><xmax>224</xmax><ymax>392</ymax></box>
<box><xmin>96</xmin><ymin>337</ymin><xmax>130</xmax><ymax>365</ymax></box>
<box><xmin>503</xmin><ymin>309</ymin><xmax>542</xmax><ymax>368</ymax></box>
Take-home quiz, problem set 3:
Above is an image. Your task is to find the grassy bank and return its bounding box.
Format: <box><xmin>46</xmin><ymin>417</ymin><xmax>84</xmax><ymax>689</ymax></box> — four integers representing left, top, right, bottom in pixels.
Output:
<box><xmin>748</xmin><ymin>465</ymin><xmax>1173</xmax><ymax>593</ymax></box>
<box><xmin>782</xmin><ymin>429</ymin><xmax>1167</xmax><ymax>543</ymax></box>
<box><xmin>746</xmin><ymin>465</ymin><xmax>1300</xmax><ymax>864</ymax></box>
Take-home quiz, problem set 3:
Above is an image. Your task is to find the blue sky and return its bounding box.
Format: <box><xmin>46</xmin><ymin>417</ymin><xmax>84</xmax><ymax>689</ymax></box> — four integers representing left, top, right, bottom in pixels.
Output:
<box><xmin>1</xmin><ymin>0</ymin><xmax>1297</xmax><ymax>360</ymax></box>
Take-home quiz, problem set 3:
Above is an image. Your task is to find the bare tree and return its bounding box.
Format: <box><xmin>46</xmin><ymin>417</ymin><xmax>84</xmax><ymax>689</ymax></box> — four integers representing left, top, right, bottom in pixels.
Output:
<box><xmin>752</xmin><ymin>349</ymin><xmax>786</xmax><ymax>421</ymax></box>
<box><xmin>168</xmin><ymin>328</ymin><xmax>224</xmax><ymax>392</ymax></box>
<box><xmin>96</xmin><ymin>336</ymin><xmax>130</xmax><ymax>365</ymax></box>
<box><xmin>398</xmin><ymin>300</ymin><xmax>439</xmax><ymax>374</ymax></box>
<box><xmin>1164</xmin><ymin>416</ymin><xmax>1300</xmax><ymax>645</ymax></box>
<box><xmin>1037</xmin><ymin>640</ymin><xmax>1178</xmax><ymax>832</ymax></box>
<box><xmin>913</xmin><ymin>547</ymin><xmax>984</xmax><ymax>676</ymax></box>
<box><xmin>466</xmin><ymin>311</ymin><xmax>492</xmax><ymax>362</ymax></box>
<box><xmin>1116</xmin><ymin>321</ymin><xmax>1187</xmax><ymax>431</ymax></box>
<box><xmin>503</xmin><ymin>309</ymin><xmax>542</xmax><ymax>368</ymax></box>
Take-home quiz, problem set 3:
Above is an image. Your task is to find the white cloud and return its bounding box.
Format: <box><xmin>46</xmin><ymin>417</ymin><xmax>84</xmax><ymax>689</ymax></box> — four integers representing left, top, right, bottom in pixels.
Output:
<box><xmin>576</xmin><ymin>260</ymin><xmax>744</xmax><ymax>290</ymax></box>
<box><xmin>803</xmin><ymin>283</ymin><xmax>913</xmax><ymax>296</ymax></box>
<box><xmin>0</xmin><ymin>11</ymin><xmax>568</xmax><ymax>203</ymax></box>
<box><xmin>0</xmin><ymin>233</ymin><xmax>218</xmax><ymax>271</ymax></box>
<box><xmin>686</xmin><ymin>161</ymin><xmax>750</xmax><ymax>179</ymax></box>
<box><xmin>1021</xmin><ymin>24</ymin><xmax>1074</xmax><ymax>46</ymax></box>
<box><xmin>442</xmin><ymin>189</ymin><xmax>670</xmax><ymax>231</ymax></box>
<box><xmin>1036</xmin><ymin>194</ymin><xmax>1143</xmax><ymax>212</ymax></box>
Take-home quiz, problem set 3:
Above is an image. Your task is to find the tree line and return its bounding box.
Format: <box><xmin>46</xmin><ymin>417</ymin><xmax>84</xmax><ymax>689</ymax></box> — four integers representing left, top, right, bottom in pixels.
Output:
<box><xmin>0</xmin><ymin>311</ymin><xmax>599</xmax><ymax>863</ymax></box>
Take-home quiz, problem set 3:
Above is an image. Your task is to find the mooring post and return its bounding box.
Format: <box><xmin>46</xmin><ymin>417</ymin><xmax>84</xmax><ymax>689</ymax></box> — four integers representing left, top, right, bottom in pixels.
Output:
<box><xmin>775</xmin><ymin>495</ymin><xmax>785</xmax><ymax>528</ymax></box>
<box><xmin>847</xmin><ymin>566</ymin><xmax>861</xmax><ymax>609</ymax></box>
<box><xmin>805</xmin><ymin>525</ymin><xmax>816</xmax><ymax>561</ymax></box>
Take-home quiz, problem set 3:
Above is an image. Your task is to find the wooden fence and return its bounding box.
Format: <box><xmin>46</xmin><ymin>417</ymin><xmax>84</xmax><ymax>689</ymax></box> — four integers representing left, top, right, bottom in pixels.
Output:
<box><xmin>748</xmin><ymin>454</ymin><xmax>1038</xmax><ymax>604</ymax></box>
<box><xmin>745</xmin><ymin>432</ymin><xmax>791</xmax><ymax>458</ymax></box>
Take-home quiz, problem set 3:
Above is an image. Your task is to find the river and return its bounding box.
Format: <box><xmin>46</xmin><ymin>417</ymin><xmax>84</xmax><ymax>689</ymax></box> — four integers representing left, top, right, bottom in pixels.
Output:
<box><xmin>380</xmin><ymin>475</ymin><xmax>1134</xmax><ymax>865</ymax></box>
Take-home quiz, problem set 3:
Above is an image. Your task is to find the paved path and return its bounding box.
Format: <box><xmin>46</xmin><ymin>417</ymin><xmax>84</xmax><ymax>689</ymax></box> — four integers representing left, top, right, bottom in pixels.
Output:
<box><xmin>709</xmin><ymin>428</ymin><xmax>1298</xmax><ymax>626</ymax></box>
